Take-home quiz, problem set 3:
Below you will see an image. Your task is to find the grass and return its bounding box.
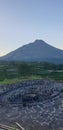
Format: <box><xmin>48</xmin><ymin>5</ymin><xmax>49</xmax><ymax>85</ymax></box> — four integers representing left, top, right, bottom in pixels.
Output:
<box><xmin>0</xmin><ymin>71</ymin><xmax>63</xmax><ymax>85</ymax></box>
<box><xmin>0</xmin><ymin>61</ymin><xmax>63</xmax><ymax>84</ymax></box>
<box><xmin>0</xmin><ymin>75</ymin><xmax>42</xmax><ymax>85</ymax></box>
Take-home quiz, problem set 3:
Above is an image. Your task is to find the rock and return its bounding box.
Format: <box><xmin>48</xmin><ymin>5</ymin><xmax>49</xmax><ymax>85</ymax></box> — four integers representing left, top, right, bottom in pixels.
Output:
<box><xmin>0</xmin><ymin>79</ymin><xmax>63</xmax><ymax>130</ymax></box>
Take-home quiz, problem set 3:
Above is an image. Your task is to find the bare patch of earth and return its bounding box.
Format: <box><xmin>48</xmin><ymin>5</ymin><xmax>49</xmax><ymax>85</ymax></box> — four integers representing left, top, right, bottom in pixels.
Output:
<box><xmin>0</xmin><ymin>79</ymin><xmax>63</xmax><ymax>130</ymax></box>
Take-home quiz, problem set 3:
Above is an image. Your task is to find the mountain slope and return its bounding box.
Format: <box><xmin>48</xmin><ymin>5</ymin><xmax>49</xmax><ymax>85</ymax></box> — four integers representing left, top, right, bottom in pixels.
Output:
<box><xmin>0</xmin><ymin>40</ymin><xmax>63</xmax><ymax>63</ymax></box>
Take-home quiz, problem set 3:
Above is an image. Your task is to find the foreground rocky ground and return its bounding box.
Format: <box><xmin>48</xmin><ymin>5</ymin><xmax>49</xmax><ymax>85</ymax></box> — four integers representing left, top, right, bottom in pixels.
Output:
<box><xmin>0</xmin><ymin>79</ymin><xmax>63</xmax><ymax>130</ymax></box>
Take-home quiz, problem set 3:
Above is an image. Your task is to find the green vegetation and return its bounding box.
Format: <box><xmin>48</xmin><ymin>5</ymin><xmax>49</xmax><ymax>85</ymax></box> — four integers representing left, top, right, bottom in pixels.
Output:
<box><xmin>0</xmin><ymin>61</ymin><xmax>63</xmax><ymax>84</ymax></box>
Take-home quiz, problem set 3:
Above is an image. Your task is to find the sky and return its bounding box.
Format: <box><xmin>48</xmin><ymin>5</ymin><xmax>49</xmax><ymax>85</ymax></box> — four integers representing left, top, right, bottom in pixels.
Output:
<box><xmin>0</xmin><ymin>0</ymin><xmax>63</xmax><ymax>56</ymax></box>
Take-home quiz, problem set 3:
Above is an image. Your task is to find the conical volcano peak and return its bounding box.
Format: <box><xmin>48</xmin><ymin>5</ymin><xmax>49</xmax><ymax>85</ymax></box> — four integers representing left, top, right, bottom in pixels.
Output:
<box><xmin>0</xmin><ymin>39</ymin><xmax>63</xmax><ymax>64</ymax></box>
<box><xmin>32</xmin><ymin>39</ymin><xmax>50</xmax><ymax>48</ymax></box>
<box><xmin>33</xmin><ymin>39</ymin><xmax>46</xmax><ymax>44</ymax></box>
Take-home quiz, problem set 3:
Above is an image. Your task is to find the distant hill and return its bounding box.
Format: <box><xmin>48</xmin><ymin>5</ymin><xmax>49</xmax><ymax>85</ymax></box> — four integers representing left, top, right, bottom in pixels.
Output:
<box><xmin>0</xmin><ymin>40</ymin><xmax>63</xmax><ymax>64</ymax></box>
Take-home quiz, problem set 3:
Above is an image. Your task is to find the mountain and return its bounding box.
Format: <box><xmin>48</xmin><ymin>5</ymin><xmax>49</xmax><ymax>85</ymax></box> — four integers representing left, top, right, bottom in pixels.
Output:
<box><xmin>0</xmin><ymin>39</ymin><xmax>63</xmax><ymax>64</ymax></box>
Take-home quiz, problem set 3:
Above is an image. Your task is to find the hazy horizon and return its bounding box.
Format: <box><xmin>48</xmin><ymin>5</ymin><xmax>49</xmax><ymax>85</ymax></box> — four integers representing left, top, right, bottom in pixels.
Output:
<box><xmin>0</xmin><ymin>0</ymin><xmax>63</xmax><ymax>56</ymax></box>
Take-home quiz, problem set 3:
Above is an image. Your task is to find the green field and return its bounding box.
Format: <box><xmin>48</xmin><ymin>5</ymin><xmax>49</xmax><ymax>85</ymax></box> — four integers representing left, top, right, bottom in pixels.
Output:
<box><xmin>0</xmin><ymin>61</ymin><xmax>63</xmax><ymax>84</ymax></box>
